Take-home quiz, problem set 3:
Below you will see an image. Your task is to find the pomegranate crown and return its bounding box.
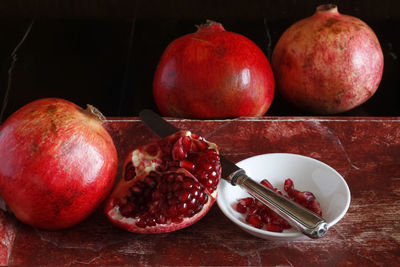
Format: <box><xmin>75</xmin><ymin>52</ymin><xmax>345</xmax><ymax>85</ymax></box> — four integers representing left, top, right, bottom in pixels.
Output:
<box><xmin>196</xmin><ymin>20</ymin><xmax>225</xmax><ymax>32</ymax></box>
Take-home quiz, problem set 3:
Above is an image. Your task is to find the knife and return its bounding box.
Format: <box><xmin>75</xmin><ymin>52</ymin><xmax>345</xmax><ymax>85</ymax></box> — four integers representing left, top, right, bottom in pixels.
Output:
<box><xmin>139</xmin><ymin>109</ymin><xmax>328</xmax><ymax>239</ymax></box>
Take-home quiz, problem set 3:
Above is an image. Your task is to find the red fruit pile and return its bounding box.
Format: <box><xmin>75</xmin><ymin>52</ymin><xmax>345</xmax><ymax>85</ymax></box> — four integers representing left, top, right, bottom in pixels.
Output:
<box><xmin>105</xmin><ymin>131</ymin><xmax>221</xmax><ymax>233</ymax></box>
<box><xmin>233</xmin><ymin>179</ymin><xmax>322</xmax><ymax>232</ymax></box>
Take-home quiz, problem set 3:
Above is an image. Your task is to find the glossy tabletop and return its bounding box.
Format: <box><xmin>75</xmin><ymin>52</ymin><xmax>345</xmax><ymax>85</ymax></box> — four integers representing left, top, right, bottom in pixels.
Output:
<box><xmin>0</xmin><ymin>116</ymin><xmax>399</xmax><ymax>266</ymax></box>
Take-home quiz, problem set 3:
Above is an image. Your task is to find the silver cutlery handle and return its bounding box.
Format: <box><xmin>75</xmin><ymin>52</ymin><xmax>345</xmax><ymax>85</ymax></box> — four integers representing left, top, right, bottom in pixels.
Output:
<box><xmin>228</xmin><ymin>169</ymin><xmax>328</xmax><ymax>239</ymax></box>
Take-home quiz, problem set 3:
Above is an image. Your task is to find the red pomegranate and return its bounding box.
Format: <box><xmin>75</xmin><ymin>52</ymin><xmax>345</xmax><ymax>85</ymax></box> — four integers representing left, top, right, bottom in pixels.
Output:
<box><xmin>153</xmin><ymin>20</ymin><xmax>275</xmax><ymax>118</ymax></box>
<box><xmin>0</xmin><ymin>98</ymin><xmax>118</xmax><ymax>230</ymax></box>
<box><xmin>271</xmin><ymin>4</ymin><xmax>384</xmax><ymax>114</ymax></box>
<box><xmin>105</xmin><ymin>130</ymin><xmax>221</xmax><ymax>233</ymax></box>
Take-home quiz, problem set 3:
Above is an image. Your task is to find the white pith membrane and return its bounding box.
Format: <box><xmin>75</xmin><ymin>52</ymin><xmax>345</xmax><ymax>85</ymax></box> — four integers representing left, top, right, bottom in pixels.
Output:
<box><xmin>106</xmin><ymin>131</ymin><xmax>220</xmax><ymax>233</ymax></box>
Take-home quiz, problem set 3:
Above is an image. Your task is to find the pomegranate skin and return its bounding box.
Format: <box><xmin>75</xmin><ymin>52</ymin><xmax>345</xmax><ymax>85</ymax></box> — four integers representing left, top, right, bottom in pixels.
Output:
<box><xmin>0</xmin><ymin>98</ymin><xmax>118</xmax><ymax>230</ymax></box>
<box><xmin>153</xmin><ymin>21</ymin><xmax>275</xmax><ymax>118</ymax></box>
<box><xmin>272</xmin><ymin>4</ymin><xmax>384</xmax><ymax>114</ymax></box>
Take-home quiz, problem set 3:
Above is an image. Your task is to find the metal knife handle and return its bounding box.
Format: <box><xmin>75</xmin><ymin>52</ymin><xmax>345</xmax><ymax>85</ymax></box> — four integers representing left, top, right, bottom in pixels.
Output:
<box><xmin>228</xmin><ymin>169</ymin><xmax>328</xmax><ymax>239</ymax></box>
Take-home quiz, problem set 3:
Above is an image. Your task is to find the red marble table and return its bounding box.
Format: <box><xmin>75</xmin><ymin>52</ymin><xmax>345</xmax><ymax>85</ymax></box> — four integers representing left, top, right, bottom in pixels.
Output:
<box><xmin>1</xmin><ymin>116</ymin><xmax>399</xmax><ymax>266</ymax></box>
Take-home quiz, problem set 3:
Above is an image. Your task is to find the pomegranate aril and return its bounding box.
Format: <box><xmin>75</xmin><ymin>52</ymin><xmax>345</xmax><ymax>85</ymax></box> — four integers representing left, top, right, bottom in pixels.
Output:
<box><xmin>156</xmin><ymin>214</ymin><xmax>167</xmax><ymax>224</ymax></box>
<box><xmin>188</xmin><ymin>197</ymin><xmax>197</xmax><ymax>207</ymax></box>
<box><xmin>234</xmin><ymin>178</ymin><xmax>322</xmax><ymax>233</ymax></box>
<box><xmin>180</xmin><ymin>160</ymin><xmax>195</xmax><ymax>171</ymax></box>
<box><xmin>172</xmin><ymin>181</ymin><xmax>181</xmax><ymax>191</ymax></box>
<box><xmin>266</xmin><ymin>223</ymin><xmax>282</xmax><ymax>232</ymax></box>
<box><xmin>144</xmin><ymin>176</ymin><xmax>155</xmax><ymax>187</ymax></box>
<box><xmin>167</xmin><ymin>206</ymin><xmax>178</xmax><ymax>217</ymax></box>
<box><xmin>131</xmin><ymin>186</ymin><xmax>141</xmax><ymax>193</ymax></box>
<box><xmin>172</xmin><ymin>216</ymin><xmax>184</xmax><ymax>224</ymax></box>
<box><xmin>179</xmin><ymin>192</ymin><xmax>190</xmax><ymax>202</ymax></box>
<box><xmin>179</xmin><ymin>202</ymin><xmax>188</xmax><ymax>213</ymax></box>
<box><xmin>281</xmin><ymin>220</ymin><xmax>291</xmax><ymax>229</ymax></box>
<box><xmin>195</xmin><ymin>140</ymin><xmax>207</xmax><ymax>150</ymax></box>
<box><xmin>261</xmin><ymin>214</ymin><xmax>271</xmax><ymax>224</ymax></box>
<box><xmin>198</xmin><ymin>192</ymin><xmax>207</xmax><ymax>204</ymax></box>
<box><xmin>145</xmin><ymin>144</ymin><xmax>159</xmax><ymax>156</ymax></box>
<box><xmin>136</xmin><ymin>218</ymin><xmax>147</xmax><ymax>228</ymax></box>
<box><xmin>247</xmin><ymin>205</ymin><xmax>258</xmax><ymax>215</ymax></box>
<box><xmin>122</xmin><ymin>171</ymin><xmax>211</xmax><ymax>229</ymax></box>
<box><xmin>233</xmin><ymin>202</ymin><xmax>247</xmax><ymax>213</ymax></box>
<box><xmin>284</xmin><ymin>178</ymin><xmax>294</xmax><ymax>192</ymax></box>
<box><xmin>309</xmin><ymin>201</ymin><xmax>322</xmax><ymax>216</ymax></box>
<box><xmin>172</xmin><ymin>136</ymin><xmax>192</xmax><ymax>161</ymax></box>
<box><xmin>246</xmin><ymin>214</ymin><xmax>263</xmax><ymax>229</ymax></box>
<box><xmin>260</xmin><ymin>179</ymin><xmax>273</xmax><ymax>189</ymax></box>
<box><xmin>190</xmin><ymin>133</ymin><xmax>199</xmax><ymax>139</ymax></box>
<box><xmin>204</xmin><ymin>163</ymin><xmax>212</xmax><ymax>170</ymax></box>
<box><xmin>192</xmin><ymin>190</ymin><xmax>199</xmax><ymax>198</ymax></box>
<box><xmin>284</xmin><ymin>178</ymin><xmax>321</xmax><ymax>215</ymax></box>
<box><xmin>124</xmin><ymin>162</ymin><xmax>136</xmax><ymax>181</ymax></box>
<box><xmin>120</xmin><ymin>202</ymin><xmax>136</xmax><ymax>217</ymax></box>
<box><xmin>238</xmin><ymin>197</ymin><xmax>254</xmax><ymax>208</ymax></box>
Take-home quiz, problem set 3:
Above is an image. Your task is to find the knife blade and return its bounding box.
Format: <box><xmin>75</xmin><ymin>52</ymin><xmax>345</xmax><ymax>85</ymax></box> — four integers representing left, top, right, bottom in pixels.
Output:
<box><xmin>139</xmin><ymin>109</ymin><xmax>328</xmax><ymax>238</ymax></box>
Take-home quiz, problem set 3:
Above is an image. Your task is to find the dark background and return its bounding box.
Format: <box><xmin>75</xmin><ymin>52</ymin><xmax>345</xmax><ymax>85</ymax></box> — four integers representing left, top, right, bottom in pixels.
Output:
<box><xmin>1</xmin><ymin>0</ymin><xmax>399</xmax><ymax>121</ymax></box>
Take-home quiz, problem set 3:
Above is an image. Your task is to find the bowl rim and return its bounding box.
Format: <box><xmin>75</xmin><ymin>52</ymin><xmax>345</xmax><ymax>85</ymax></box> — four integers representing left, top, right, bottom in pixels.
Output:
<box><xmin>216</xmin><ymin>152</ymin><xmax>351</xmax><ymax>239</ymax></box>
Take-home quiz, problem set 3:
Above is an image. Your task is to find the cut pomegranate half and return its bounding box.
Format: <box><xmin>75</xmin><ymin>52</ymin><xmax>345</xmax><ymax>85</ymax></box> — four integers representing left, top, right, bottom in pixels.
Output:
<box><xmin>105</xmin><ymin>131</ymin><xmax>221</xmax><ymax>233</ymax></box>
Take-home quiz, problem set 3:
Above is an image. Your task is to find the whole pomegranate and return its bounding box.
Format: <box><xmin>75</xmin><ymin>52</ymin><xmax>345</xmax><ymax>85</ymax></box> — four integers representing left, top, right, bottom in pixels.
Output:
<box><xmin>105</xmin><ymin>130</ymin><xmax>221</xmax><ymax>233</ymax></box>
<box><xmin>153</xmin><ymin>20</ymin><xmax>275</xmax><ymax>118</ymax></box>
<box><xmin>272</xmin><ymin>4</ymin><xmax>384</xmax><ymax>114</ymax></box>
<box><xmin>0</xmin><ymin>98</ymin><xmax>118</xmax><ymax>230</ymax></box>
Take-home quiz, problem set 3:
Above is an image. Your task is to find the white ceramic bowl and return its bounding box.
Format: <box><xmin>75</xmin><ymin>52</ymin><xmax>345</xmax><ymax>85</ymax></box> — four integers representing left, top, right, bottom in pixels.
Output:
<box><xmin>217</xmin><ymin>153</ymin><xmax>351</xmax><ymax>240</ymax></box>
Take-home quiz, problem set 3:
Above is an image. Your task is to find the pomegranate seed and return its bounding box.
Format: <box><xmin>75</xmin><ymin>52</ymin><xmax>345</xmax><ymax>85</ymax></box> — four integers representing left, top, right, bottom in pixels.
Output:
<box><xmin>122</xmin><ymin>171</ymin><xmax>211</xmax><ymax>228</ymax></box>
<box><xmin>255</xmin><ymin>207</ymin><xmax>268</xmax><ymax>223</ymax></box>
<box><xmin>266</xmin><ymin>223</ymin><xmax>282</xmax><ymax>232</ymax></box>
<box><xmin>131</xmin><ymin>186</ymin><xmax>141</xmax><ymax>193</ymax></box>
<box><xmin>260</xmin><ymin>179</ymin><xmax>273</xmax><ymax>189</ymax></box>
<box><xmin>179</xmin><ymin>202</ymin><xmax>188</xmax><ymax>213</ymax></box>
<box><xmin>172</xmin><ymin>182</ymin><xmax>181</xmax><ymax>192</ymax></box>
<box><xmin>200</xmin><ymin>193</ymin><xmax>208</xmax><ymax>204</ymax></box>
<box><xmin>192</xmin><ymin>190</ymin><xmax>199</xmax><ymax>198</ymax></box>
<box><xmin>180</xmin><ymin>160</ymin><xmax>195</xmax><ymax>171</ymax></box>
<box><xmin>179</xmin><ymin>192</ymin><xmax>190</xmax><ymax>202</ymax></box>
<box><xmin>167</xmin><ymin>174</ymin><xmax>174</xmax><ymax>183</ymax></box>
<box><xmin>172</xmin><ymin>216</ymin><xmax>184</xmax><ymax>224</ymax></box>
<box><xmin>167</xmin><ymin>206</ymin><xmax>178</xmax><ymax>217</ymax></box>
<box><xmin>309</xmin><ymin>201</ymin><xmax>322</xmax><ymax>216</ymax></box>
<box><xmin>233</xmin><ymin>202</ymin><xmax>247</xmax><ymax>213</ymax></box>
<box><xmin>195</xmin><ymin>140</ymin><xmax>207</xmax><ymax>150</ymax></box>
<box><xmin>204</xmin><ymin>163</ymin><xmax>212</xmax><ymax>170</ymax></box>
<box><xmin>136</xmin><ymin>218</ymin><xmax>147</xmax><ymax>228</ymax></box>
<box><xmin>234</xmin><ymin>178</ymin><xmax>322</xmax><ymax>232</ymax></box>
<box><xmin>172</xmin><ymin>136</ymin><xmax>192</xmax><ymax>160</ymax></box>
<box><xmin>145</xmin><ymin>144</ymin><xmax>159</xmax><ymax>156</ymax></box>
<box><xmin>284</xmin><ymin>178</ymin><xmax>294</xmax><ymax>192</ymax></box>
<box><xmin>144</xmin><ymin>176</ymin><xmax>155</xmax><ymax>187</ymax></box>
<box><xmin>183</xmin><ymin>179</ymin><xmax>194</xmax><ymax>189</ymax></box>
<box><xmin>189</xmin><ymin>197</ymin><xmax>197</xmax><ymax>207</ymax></box>
<box><xmin>156</xmin><ymin>214</ymin><xmax>166</xmax><ymax>224</ymax></box>
<box><xmin>246</xmin><ymin>214</ymin><xmax>263</xmax><ymax>229</ymax></box>
<box><xmin>238</xmin><ymin>197</ymin><xmax>254</xmax><ymax>208</ymax></box>
<box><xmin>124</xmin><ymin>163</ymin><xmax>136</xmax><ymax>181</ymax></box>
<box><xmin>120</xmin><ymin>202</ymin><xmax>136</xmax><ymax>217</ymax></box>
<box><xmin>190</xmin><ymin>133</ymin><xmax>199</xmax><ymax>139</ymax></box>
